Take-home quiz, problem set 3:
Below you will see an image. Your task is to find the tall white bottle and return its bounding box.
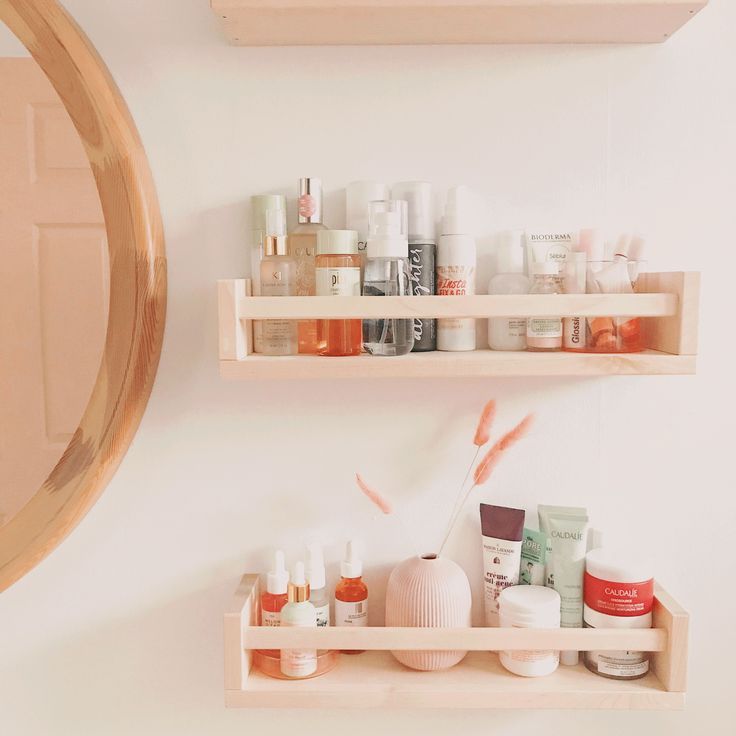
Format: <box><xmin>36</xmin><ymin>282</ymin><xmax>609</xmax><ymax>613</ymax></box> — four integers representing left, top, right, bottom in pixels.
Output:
<box><xmin>488</xmin><ymin>231</ymin><xmax>530</xmax><ymax>351</ymax></box>
<box><xmin>280</xmin><ymin>561</ymin><xmax>318</xmax><ymax>678</ymax></box>
<box><xmin>437</xmin><ymin>186</ymin><xmax>477</xmax><ymax>352</ymax></box>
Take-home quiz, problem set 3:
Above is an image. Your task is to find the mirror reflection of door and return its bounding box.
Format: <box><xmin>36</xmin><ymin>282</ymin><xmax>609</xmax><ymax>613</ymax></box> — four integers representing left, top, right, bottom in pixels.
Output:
<box><xmin>0</xmin><ymin>55</ymin><xmax>109</xmax><ymax>527</ymax></box>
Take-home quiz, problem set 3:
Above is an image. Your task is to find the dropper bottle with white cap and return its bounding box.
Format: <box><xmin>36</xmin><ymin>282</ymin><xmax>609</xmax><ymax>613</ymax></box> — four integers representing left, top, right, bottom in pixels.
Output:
<box><xmin>280</xmin><ymin>561</ymin><xmax>318</xmax><ymax>678</ymax></box>
<box><xmin>334</xmin><ymin>540</ymin><xmax>368</xmax><ymax>654</ymax></box>
<box><xmin>307</xmin><ymin>544</ymin><xmax>330</xmax><ymax>627</ymax></box>
<box><xmin>260</xmin><ymin>550</ymin><xmax>289</xmax><ymax>627</ymax></box>
<box><xmin>437</xmin><ymin>186</ymin><xmax>477</xmax><ymax>351</ymax></box>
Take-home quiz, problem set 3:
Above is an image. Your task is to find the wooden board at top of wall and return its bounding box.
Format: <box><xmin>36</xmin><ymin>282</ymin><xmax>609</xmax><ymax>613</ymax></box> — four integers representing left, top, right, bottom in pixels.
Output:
<box><xmin>211</xmin><ymin>1</ymin><xmax>709</xmax><ymax>46</ymax></box>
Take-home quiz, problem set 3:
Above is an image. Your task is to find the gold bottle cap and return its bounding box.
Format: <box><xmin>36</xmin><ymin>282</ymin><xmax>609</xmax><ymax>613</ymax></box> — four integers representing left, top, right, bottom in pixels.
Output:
<box><xmin>263</xmin><ymin>208</ymin><xmax>288</xmax><ymax>256</ymax></box>
<box><xmin>288</xmin><ymin>562</ymin><xmax>310</xmax><ymax>603</ymax></box>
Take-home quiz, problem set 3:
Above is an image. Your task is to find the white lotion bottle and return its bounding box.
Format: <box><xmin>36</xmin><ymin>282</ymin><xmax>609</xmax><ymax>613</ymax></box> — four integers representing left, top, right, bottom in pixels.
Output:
<box><xmin>280</xmin><ymin>561</ymin><xmax>318</xmax><ymax>678</ymax></box>
<box><xmin>437</xmin><ymin>186</ymin><xmax>476</xmax><ymax>352</ymax></box>
<box><xmin>488</xmin><ymin>231</ymin><xmax>530</xmax><ymax>351</ymax></box>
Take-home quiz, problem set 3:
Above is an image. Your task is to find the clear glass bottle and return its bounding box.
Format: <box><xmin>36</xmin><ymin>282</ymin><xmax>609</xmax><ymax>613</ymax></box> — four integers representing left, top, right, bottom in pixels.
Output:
<box><xmin>289</xmin><ymin>177</ymin><xmax>327</xmax><ymax>355</ymax></box>
<box><xmin>488</xmin><ymin>231</ymin><xmax>530</xmax><ymax>351</ymax></box>
<box><xmin>315</xmin><ymin>230</ymin><xmax>362</xmax><ymax>357</ymax></box>
<box><xmin>258</xmin><ymin>209</ymin><xmax>298</xmax><ymax>356</ymax></box>
<box><xmin>362</xmin><ymin>200</ymin><xmax>414</xmax><ymax>356</ymax></box>
<box><xmin>527</xmin><ymin>261</ymin><xmax>563</xmax><ymax>352</ymax></box>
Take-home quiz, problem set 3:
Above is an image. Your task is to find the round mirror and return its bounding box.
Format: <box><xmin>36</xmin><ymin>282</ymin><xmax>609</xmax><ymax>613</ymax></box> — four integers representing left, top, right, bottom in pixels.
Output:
<box><xmin>0</xmin><ymin>0</ymin><xmax>166</xmax><ymax>591</ymax></box>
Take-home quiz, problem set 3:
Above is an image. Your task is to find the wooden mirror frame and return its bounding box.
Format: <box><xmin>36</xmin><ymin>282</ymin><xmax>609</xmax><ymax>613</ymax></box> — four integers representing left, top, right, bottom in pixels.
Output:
<box><xmin>0</xmin><ymin>0</ymin><xmax>166</xmax><ymax>591</ymax></box>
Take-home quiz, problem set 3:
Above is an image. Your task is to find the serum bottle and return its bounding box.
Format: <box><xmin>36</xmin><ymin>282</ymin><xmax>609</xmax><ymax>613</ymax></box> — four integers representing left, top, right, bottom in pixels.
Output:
<box><xmin>260</xmin><ymin>550</ymin><xmax>289</xmax><ymax>657</ymax></box>
<box><xmin>280</xmin><ymin>561</ymin><xmax>318</xmax><ymax>679</ymax></box>
<box><xmin>362</xmin><ymin>200</ymin><xmax>414</xmax><ymax>356</ymax></box>
<box><xmin>315</xmin><ymin>230</ymin><xmax>362</xmax><ymax>357</ymax></box>
<box><xmin>437</xmin><ymin>186</ymin><xmax>477</xmax><ymax>352</ymax></box>
<box><xmin>259</xmin><ymin>209</ymin><xmax>298</xmax><ymax>356</ymax></box>
<box><xmin>527</xmin><ymin>262</ymin><xmax>563</xmax><ymax>352</ymax></box>
<box><xmin>488</xmin><ymin>231</ymin><xmax>530</xmax><ymax>351</ymax></box>
<box><xmin>334</xmin><ymin>540</ymin><xmax>368</xmax><ymax>654</ymax></box>
<box><xmin>289</xmin><ymin>177</ymin><xmax>327</xmax><ymax>355</ymax></box>
<box><xmin>307</xmin><ymin>544</ymin><xmax>330</xmax><ymax>627</ymax></box>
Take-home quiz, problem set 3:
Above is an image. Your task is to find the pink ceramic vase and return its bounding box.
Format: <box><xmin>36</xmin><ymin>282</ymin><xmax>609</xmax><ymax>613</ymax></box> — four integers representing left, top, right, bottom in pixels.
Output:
<box><xmin>385</xmin><ymin>554</ymin><xmax>472</xmax><ymax>671</ymax></box>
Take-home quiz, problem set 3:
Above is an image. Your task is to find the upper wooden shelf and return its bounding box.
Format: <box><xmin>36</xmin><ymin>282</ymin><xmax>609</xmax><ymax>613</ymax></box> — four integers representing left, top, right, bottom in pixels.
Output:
<box><xmin>210</xmin><ymin>1</ymin><xmax>708</xmax><ymax>46</ymax></box>
<box><xmin>217</xmin><ymin>272</ymin><xmax>700</xmax><ymax>379</ymax></box>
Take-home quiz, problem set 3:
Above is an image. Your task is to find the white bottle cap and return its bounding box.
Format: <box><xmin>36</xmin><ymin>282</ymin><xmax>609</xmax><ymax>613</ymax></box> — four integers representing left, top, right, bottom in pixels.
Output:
<box><xmin>266</xmin><ymin>549</ymin><xmax>289</xmax><ymax>595</ymax></box>
<box><xmin>532</xmin><ymin>261</ymin><xmax>559</xmax><ymax>276</ymax></box>
<box><xmin>392</xmin><ymin>181</ymin><xmax>435</xmax><ymax>243</ymax></box>
<box><xmin>495</xmin><ymin>230</ymin><xmax>525</xmax><ymax>274</ymax></box>
<box><xmin>340</xmin><ymin>540</ymin><xmax>362</xmax><ymax>578</ymax></box>
<box><xmin>251</xmin><ymin>194</ymin><xmax>286</xmax><ymax>233</ymax></box>
<box><xmin>346</xmin><ymin>181</ymin><xmax>390</xmax><ymax>241</ymax></box>
<box><xmin>441</xmin><ymin>185</ymin><xmax>474</xmax><ymax>236</ymax></box>
<box><xmin>317</xmin><ymin>229</ymin><xmax>359</xmax><ymax>256</ymax></box>
<box><xmin>628</xmin><ymin>233</ymin><xmax>647</xmax><ymax>261</ymax></box>
<box><xmin>307</xmin><ymin>544</ymin><xmax>326</xmax><ymax>590</ymax></box>
<box><xmin>366</xmin><ymin>200</ymin><xmax>409</xmax><ymax>258</ymax></box>
<box><xmin>585</xmin><ymin>547</ymin><xmax>653</xmax><ymax>585</ymax></box>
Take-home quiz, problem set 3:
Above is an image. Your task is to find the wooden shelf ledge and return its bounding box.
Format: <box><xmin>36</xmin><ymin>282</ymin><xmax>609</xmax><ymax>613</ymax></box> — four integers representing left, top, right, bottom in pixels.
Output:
<box><xmin>220</xmin><ymin>350</ymin><xmax>696</xmax><ymax>379</ymax></box>
<box><xmin>210</xmin><ymin>0</ymin><xmax>709</xmax><ymax>46</ymax></box>
<box><xmin>224</xmin><ymin>575</ymin><xmax>689</xmax><ymax>710</ymax></box>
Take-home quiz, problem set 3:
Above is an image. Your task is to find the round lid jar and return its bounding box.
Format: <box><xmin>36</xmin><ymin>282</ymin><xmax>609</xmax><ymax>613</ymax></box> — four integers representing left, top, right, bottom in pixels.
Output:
<box><xmin>317</xmin><ymin>229</ymin><xmax>359</xmax><ymax>256</ymax></box>
<box><xmin>499</xmin><ymin>585</ymin><xmax>561</xmax><ymax>627</ymax></box>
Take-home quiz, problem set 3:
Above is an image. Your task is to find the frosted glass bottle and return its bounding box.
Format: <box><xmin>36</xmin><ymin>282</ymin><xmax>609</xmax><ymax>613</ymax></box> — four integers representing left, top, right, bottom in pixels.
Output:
<box><xmin>362</xmin><ymin>200</ymin><xmax>414</xmax><ymax>356</ymax></box>
<box><xmin>488</xmin><ymin>232</ymin><xmax>530</xmax><ymax>351</ymax></box>
<box><xmin>527</xmin><ymin>262</ymin><xmax>563</xmax><ymax>352</ymax></box>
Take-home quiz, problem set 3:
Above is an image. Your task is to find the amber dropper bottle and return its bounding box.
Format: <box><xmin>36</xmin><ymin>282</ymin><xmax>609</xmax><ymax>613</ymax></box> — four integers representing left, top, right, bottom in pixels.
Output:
<box><xmin>334</xmin><ymin>540</ymin><xmax>368</xmax><ymax>654</ymax></box>
<box><xmin>259</xmin><ymin>550</ymin><xmax>289</xmax><ymax>657</ymax></box>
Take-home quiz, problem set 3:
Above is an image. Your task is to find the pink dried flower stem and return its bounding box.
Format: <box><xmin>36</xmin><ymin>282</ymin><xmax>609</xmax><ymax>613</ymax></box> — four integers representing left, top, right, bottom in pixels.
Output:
<box><xmin>444</xmin><ymin>400</ymin><xmax>497</xmax><ymax>543</ymax></box>
<box><xmin>437</xmin><ymin>414</ymin><xmax>534</xmax><ymax>557</ymax></box>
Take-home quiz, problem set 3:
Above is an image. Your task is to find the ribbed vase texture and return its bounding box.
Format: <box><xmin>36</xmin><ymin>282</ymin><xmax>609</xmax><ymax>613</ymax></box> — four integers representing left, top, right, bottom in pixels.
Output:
<box><xmin>385</xmin><ymin>555</ymin><xmax>472</xmax><ymax>671</ymax></box>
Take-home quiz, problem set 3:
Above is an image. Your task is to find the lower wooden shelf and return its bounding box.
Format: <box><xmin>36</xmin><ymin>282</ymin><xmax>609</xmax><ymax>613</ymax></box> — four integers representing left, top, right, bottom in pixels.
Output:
<box><xmin>227</xmin><ymin>650</ymin><xmax>681</xmax><ymax>710</ymax></box>
<box><xmin>220</xmin><ymin>349</ymin><xmax>695</xmax><ymax>380</ymax></box>
<box><xmin>225</xmin><ymin>575</ymin><xmax>689</xmax><ymax>710</ymax></box>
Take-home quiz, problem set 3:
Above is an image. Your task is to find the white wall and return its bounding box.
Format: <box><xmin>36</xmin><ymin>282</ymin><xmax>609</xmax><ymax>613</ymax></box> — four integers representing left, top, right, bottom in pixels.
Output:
<box><xmin>1</xmin><ymin>1</ymin><xmax>734</xmax><ymax>733</ymax></box>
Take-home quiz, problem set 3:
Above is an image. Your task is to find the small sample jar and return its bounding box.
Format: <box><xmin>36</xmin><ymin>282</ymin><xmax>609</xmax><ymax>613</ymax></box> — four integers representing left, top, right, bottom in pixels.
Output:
<box><xmin>583</xmin><ymin>548</ymin><xmax>654</xmax><ymax>680</ymax></box>
<box><xmin>498</xmin><ymin>585</ymin><xmax>561</xmax><ymax>677</ymax></box>
<box><xmin>315</xmin><ymin>230</ymin><xmax>362</xmax><ymax>357</ymax></box>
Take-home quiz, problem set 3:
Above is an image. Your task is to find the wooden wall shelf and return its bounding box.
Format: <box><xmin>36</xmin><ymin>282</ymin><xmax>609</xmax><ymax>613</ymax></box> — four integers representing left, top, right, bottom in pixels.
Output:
<box><xmin>217</xmin><ymin>272</ymin><xmax>700</xmax><ymax>379</ymax></box>
<box><xmin>224</xmin><ymin>575</ymin><xmax>689</xmax><ymax>709</ymax></box>
<box><xmin>210</xmin><ymin>1</ymin><xmax>708</xmax><ymax>46</ymax></box>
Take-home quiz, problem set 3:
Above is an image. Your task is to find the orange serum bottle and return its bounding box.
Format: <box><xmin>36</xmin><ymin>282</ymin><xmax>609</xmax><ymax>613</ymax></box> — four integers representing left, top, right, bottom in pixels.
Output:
<box><xmin>334</xmin><ymin>540</ymin><xmax>368</xmax><ymax>654</ymax></box>
<box><xmin>260</xmin><ymin>550</ymin><xmax>289</xmax><ymax>655</ymax></box>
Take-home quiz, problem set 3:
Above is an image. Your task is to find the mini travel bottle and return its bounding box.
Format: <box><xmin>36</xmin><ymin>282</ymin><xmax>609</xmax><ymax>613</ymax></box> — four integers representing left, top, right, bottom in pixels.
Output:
<box><xmin>258</xmin><ymin>209</ymin><xmax>298</xmax><ymax>356</ymax></box>
<box><xmin>393</xmin><ymin>181</ymin><xmax>437</xmax><ymax>352</ymax></box>
<box><xmin>362</xmin><ymin>200</ymin><xmax>414</xmax><ymax>356</ymax></box>
<box><xmin>527</xmin><ymin>262</ymin><xmax>563</xmax><ymax>352</ymax></box>
<box><xmin>315</xmin><ymin>230</ymin><xmax>362</xmax><ymax>356</ymax></box>
<box><xmin>250</xmin><ymin>194</ymin><xmax>286</xmax><ymax>353</ymax></box>
<box><xmin>437</xmin><ymin>186</ymin><xmax>477</xmax><ymax>351</ymax></box>
<box><xmin>289</xmin><ymin>177</ymin><xmax>327</xmax><ymax>354</ymax></box>
<box><xmin>488</xmin><ymin>231</ymin><xmax>530</xmax><ymax>351</ymax></box>
<box><xmin>334</xmin><ymin>540</ymin><xmax>368</xmax><ymax>654</ymax></box>
<box><xmin>346</xmin><ymin>181</ymin><xmax>389</xmax><ymax>271</ymax></box>
<box><xmin>260</xmin><ymin>550</ymin><xmax>289</xmax><ymax>657</ymax></box>
<box><xmin>280</xmin><ymin>561</ymin><xmax>318</xmax><ymax>678</ymax></box>
<box><xmin>307</xmin><ymin>544</ymin><xmax>330</xmax><ymax>627</ymax></box>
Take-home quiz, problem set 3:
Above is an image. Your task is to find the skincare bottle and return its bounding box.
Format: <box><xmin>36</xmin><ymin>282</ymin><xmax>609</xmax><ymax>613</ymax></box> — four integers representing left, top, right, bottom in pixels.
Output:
<box><xmin>261</xmin><ymin>550</ymin><xmax>289</xmax><ymax>627</ymax></box>
<box><xmin>563</xmin><ymin>252</ymin><xmax>588</xmax><ymax>351</ymax></box>
<box><xmin>280</xmin><ymin>561</ymin><xmax>318</xmax><ymax>678</ymax></box>
<box><xmin>334</xmin><ymin>540</ymin><xmax>368</xmax><ymax>653</ymax></box>
<box><xmin>315</xmin><ymin>230</ymin><xmax>362</xmax><ymax>357</ymax></box>
<box><xmin>392</xmin><ymin>181</ymin><xmax>437</xmax><ymax>352</ymax></box>
<box><xmin>346</xmin><ymin>181</ymin><xmax>389</xmax><ymax>271</ymax></box>
<box><xmin>250</xmin><ymin>194</ymin><xmax>286</xmax><ymax>353</ymax></box>
<box><xmin>258</xmin><ymin>209</ymin><xmax>298</xmax><ymax>356</ymax></box>
<box><xmin>307</xmin><ymin>544</ymin><xmax>331</xmax><ymax>627</ymax></box>
<box><xmin>362</xmin><ymin>200</ymin><xmax>414</xmax><ymax>356</ymax></box>
<box><xmin>289</xmin><ymin>177</ymin><xmax>327</xmax><ymax>355</ymax></box>
<box><xmin>488</xmin><ymin>231</ymin><xmax>530</xmax><ymax>351</ymax></box>
<box><xmin>437</xmin><ymin>186</ymin><xmax>476</xmax><ymax>352</ymax></box>
<box><xmin>527</xmin><ymin>262</ymin><xmax>563</xmax><ymax>352</ymax></box>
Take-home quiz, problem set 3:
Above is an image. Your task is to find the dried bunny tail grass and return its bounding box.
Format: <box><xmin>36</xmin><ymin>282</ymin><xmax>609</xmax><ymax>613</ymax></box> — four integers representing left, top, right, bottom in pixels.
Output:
<box><xmin>355</xmin><ymin>473</ymin><xmax>393</xmax><ymax>515</ymax></box>
<box><xmin>474</xmin><ymin>413</ymin><xmax>535</xmax><ymax>486</ymax></box>
<box><xmin>473</xmin><ymin>399</ymin><xmax>497</xmax><ymax>447</ymax></box>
